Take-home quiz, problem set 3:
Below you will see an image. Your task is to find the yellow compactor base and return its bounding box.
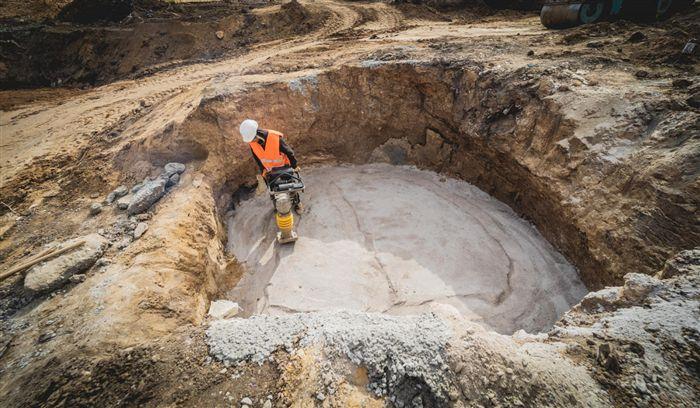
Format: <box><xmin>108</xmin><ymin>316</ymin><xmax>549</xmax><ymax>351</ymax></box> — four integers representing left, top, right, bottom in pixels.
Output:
<box><xmin>275</xmin><ymin>212</ymin><xmax>298</xmax><ymax>244</ymax></box>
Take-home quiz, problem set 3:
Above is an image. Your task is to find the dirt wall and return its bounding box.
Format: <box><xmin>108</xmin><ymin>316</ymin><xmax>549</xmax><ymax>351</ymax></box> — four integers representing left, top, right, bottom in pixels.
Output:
<box><xmin>122</xmin><ymin>63</ymin><xmax>699</xmax><ymax>288</ymax></box>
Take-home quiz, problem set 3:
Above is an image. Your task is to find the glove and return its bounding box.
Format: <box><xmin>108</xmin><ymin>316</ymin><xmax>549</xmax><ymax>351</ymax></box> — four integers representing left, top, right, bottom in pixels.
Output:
<box><xmin>294</xmin><ymin>166</ymin><xmax>301</xmax><ymax>172</ymax></box>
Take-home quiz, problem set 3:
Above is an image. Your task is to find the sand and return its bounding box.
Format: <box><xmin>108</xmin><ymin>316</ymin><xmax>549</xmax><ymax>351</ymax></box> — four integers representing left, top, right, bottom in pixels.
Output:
<box><xmin>226</xmin><ymin>164</ymin><xmax>587</xmax><ymax>334</ymax></box>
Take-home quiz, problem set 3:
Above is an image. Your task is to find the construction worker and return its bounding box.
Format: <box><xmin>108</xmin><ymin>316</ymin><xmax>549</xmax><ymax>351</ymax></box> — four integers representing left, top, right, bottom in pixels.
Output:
<box><xmin>239</xmin><ymin>119</ymin><xmax>303</xmax><ymax>212</ymax></box>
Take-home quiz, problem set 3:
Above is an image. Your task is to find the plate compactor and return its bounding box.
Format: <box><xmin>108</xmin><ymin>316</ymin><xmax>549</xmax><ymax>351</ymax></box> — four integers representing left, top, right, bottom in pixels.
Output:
<box><xmin>265</xmin><ymin>167</ymin><xmax>304</xmax><ymax>244</ymax></box>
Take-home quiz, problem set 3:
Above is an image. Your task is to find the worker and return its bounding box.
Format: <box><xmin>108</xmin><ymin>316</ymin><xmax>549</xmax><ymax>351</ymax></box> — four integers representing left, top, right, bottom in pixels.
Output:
<box><xmin>239</xmin><ymin>119</ymin><xmax>303</xmax><ymax>213</ymax></box>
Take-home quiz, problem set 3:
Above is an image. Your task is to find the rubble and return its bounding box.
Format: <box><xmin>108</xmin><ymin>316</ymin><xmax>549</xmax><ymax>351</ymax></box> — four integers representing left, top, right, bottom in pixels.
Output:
<box><xmin>207</xmin><ymin>300</ymin><xmax>240</xmax><ymax>319</ymax></box>
<box><xmin>164</xmin><ymin>162</ymin><xmax>186</xmax><ymax>177</ymax></box>
<box><xmin>133</xmin><ymin>222</ymin><xmax>148</xmax><ymax>239</ymax></box>
<box><xmin>127</xmin><ymin>178</ymin><xmax>166</xmax><ymax>215</ymax></box>
<box><xmin>106</xmin><ymin>185</ymin><xmax>128</xmax><ymax>204</ymax></box>
<box><xmin>116</xmin><ymin>195</ymin><xmax>130</xmax><ymax>210</ymax></box>
<box><xmin>89</xmin><ymin>203</ymin><xmax>102</xmax><ymax>215</ymax></box>
<box><xmin>113</xmin><ymin>185</ymin><xmax>128</xmax><ymax>198</ymax></box>
<box><xmin>207</xmin><ymin>311</ymin><xmax>454</xmax><ymax>403</ymax></box>
<box><xmin>166</xmin><ymin>173</ymin><xmax>180</xmax><ymax>188</ymax></box>
<box><xmin>659</xmin><ymin>249</ymin><xmax>700</xmax><ymax>279</ymax></box>
<box><xmin>621</xmin><ymin>273</ymin><xmax>661</xmax><ymax>302</ymax></box>
<box><xmin>24</xmin><ymin>234</ymin><xmax>108</xmax><ymax>293</ymax></box>
<box><xmin>579</xmin><ymin>287</ymin><xmax>622</xmax><ymax>312</ymax></box>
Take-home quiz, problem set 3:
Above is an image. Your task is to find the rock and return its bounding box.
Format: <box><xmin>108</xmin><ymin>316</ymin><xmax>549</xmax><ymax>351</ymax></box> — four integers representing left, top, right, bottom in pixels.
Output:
<box><xmin>671</xmin><ymin>78</ymin><xmax>692</xmax><ymax>89</ymax></box>
<box><xmin>116</xmin><ymin>195</ymin><xmax>131</xmax><ymax>210</ymax></box>
<box><xmin>634</xmin><ymin>374</ymin><xmax>649</xmax><ymax>395</ymax></box>
<box><xmin>626</xmin><ymin>31</ymin><xmax>646</xmax><ymax>43</ymax></box>
<box><xmin>682</xmin><ymin>41</ymin><xmax>697</xmax><ymax>55</ymax></box>
<box><xmin>89</xmin><ymin>203</ymin><xmax>102</xmax><ymax>216</ymax></box>
<box><xmin>659</xmin><ymin>249</ymin><xmax>699</xmax><ymax>279</ymax></box>
<box><xmin>635</xmin><ymin>70</ymin><xmax>649</xmax><ymax>79</ymax></box>
<box><xmin>113</xmin><ymin>185</ymin><xmax>128</xmax><ymax>198</ymax></box>
<box><xmin>687</xmin><ymin>92</ymin><xmax>700</xmax><ymax>109</ymax></box>
<box><xmin>131</xmin><ymin>182</ymin><xmax>144</xmax><ymax>193</ymax></box>
<box><xmin>166</xmin><ymin>173</ymin><xmax>180</xmax><ymax>188</ymax></box>
<box><xmin>579</xmin><ymin>287</ymin><xmax>621</xmax><ymax>312</ymax></box>
<box><xmin>38</xmin><ymin>331</ymin><xmax>56</xmax><ymax>343</ymax></box>
<box><xmin>208</xmin><ymin>300</ymin><xmax>240</xmax><ymax>319</ymax></box>
<box><xmin>133</xmin><ymin>222</ymin><xmax>148</xmax><ymax>239</ymax></box>
<box><xmin>106</xmin><ymin>192</ymin><xmax>117</xmax><ymax>204</ymax></box>
<box><xmin>135</xmin><ymin>213</ymin><xmax>152</xmax><ymax>222</ymax></box>
<box><xmin>69</xmin><ymin>274</ymin><xmax>86</xmax><ymax>283</ymax></box>
<box><xmin>316</xmin><ymin>392</ymin><xmax>325</xmax><ymax>401</ymax></box>
<box><xmin>164</xmin><ymin>162</ymin><xmax>186</xmax><ymax>176</ymax></box>
<box><xmin>645</xmin><ymin>322</ymin><xmax>661</xmax><ymax>333</ymax></box>
<box><xmin>139</xmin><ymin>99</ymin><xmax>152</xmax><ymax>108</ymax></box>
<box><xmin>621</xmin><ymin>273</ymin><xmax>661</xmax><ymax>302</ymax></box>
<box><xmin>115</xmin><ymin>238</ymin><xmax>131</xmax><ymax>250</ymax></box>
<box><xmin>586</xmin><ymin>41</ymin><xmax>604</xmax><ymax>49</ymax></box>
<box><xmin>240</xmin><ymin>397</ymin><xmax>253</xmax><ymax>405</ymax></box>
<box><xmin>411</xmin><ymin>395</ymin><xmax>422</xmax><ymax>407</ymax></box>
<box><xmin>24</xmin><ymin>234</ymin><xmax>108</xmax><ymax>293</ymax></box>
<box><xmin>527</xmin><ymin>50</ymin><xmax>534</xmax><ymax>56</ymax></box>
<box><xmin>596</xmin><ymin>343</ymin><xmax>621</xmax><ymax>373</ymax></box>
<box><xmin>215</xmin><ymin>30</ymin><xmax>224</xmax><ymax>39</ymax></box>
<box><xmin>558</xmin><ymin>84</ymin><xmax>570</xmax><ymax>92</ymax></box>
<box><xmin>262</xmin><ymin>400</ymin><xmax>272</xmax><ymax>408</ymax></box>
<box><xmin>127</xmin><ymin>178</ymin><xmax>166</xmax><ymax>215</ymax></box>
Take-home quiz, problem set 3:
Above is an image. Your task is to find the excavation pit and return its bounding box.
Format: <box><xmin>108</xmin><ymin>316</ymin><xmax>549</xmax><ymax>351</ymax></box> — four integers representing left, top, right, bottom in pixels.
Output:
<box><xmin>226</xmin><ymin>164</ymin><xmax>587</xmax><ymax>334</ymax></box>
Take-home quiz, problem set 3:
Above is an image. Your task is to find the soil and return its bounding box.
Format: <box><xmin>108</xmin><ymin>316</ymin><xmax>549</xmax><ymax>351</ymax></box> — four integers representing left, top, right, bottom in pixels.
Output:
<box><xmin>0</xmin><ymin>0</ymin><xmax>698</xmax><ymax>406</ymax></box>
<box><xmin>0</xmin><ymin>0</ymin><xmax>329</xmax><ymax>88</ymax></box>
<box><xmin>227</xmin><ymin>164</ymin><xmax>586</xmax><ymax>334</ymax></box>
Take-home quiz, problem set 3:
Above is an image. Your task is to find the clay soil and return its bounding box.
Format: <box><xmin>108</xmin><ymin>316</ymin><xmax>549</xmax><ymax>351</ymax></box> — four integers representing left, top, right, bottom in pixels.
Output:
<box><xmin>0</xmin><ymin>0</ymin><xmax>699</xmax><ymax>406</ymax></box>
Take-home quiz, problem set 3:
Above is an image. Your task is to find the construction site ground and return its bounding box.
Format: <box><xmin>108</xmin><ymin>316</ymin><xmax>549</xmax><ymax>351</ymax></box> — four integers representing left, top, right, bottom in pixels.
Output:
<box><xmin>0</xmin><ymin>0</ymin><xmax>698</xmax><ymax>406</ymax></box>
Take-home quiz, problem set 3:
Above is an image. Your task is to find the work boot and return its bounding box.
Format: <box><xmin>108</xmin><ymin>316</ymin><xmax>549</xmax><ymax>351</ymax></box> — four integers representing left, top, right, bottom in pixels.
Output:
<box><xmin>294</xmin><ymin>202</ymin><xmax>304</xmax><ymax>215</ymax></box>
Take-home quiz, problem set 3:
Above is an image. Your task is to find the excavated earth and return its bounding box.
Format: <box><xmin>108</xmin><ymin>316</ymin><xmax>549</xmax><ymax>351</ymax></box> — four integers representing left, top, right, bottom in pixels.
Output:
<box><xmin>227</xmin><ymin>164</ymin><xmax>587</xmax><ymax>334</ymax></box>
<box><xmin>0</xmin><ymin>0</ymin><xmax>699</xmax><ymax>407</ymax></box>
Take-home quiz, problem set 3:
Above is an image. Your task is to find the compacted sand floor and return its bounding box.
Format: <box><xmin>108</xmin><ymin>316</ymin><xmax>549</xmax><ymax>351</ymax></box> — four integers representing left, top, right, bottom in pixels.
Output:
<box><xmin>226</xmin><ymin>164</ymin><xmax>587</xmax><ymax>334</ymax></box>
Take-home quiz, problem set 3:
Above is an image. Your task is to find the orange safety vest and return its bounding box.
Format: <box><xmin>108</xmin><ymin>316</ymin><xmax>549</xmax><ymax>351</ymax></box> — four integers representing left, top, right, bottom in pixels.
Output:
<box><xmin>249</xmin><ymin>130</ymin><xmax>291</xmax><ymax>175</ymax></box>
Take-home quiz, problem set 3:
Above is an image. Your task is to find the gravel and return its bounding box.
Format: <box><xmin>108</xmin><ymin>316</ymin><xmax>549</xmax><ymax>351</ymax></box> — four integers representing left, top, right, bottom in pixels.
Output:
<box><xmin>207</xmin><ymin>311</ymin><xmax>454</xmax><ymax>402</ymax></box>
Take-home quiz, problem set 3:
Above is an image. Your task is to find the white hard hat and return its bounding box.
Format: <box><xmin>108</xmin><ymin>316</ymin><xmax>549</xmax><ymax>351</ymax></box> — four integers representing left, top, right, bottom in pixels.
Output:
<box><xmin>239</xmin><ymin>119</ymin><xmax>258</xmax><ymax>143</ymax></box>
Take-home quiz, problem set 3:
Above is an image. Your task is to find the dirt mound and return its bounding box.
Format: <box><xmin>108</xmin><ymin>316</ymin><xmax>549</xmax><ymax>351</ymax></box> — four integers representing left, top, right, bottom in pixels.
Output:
<box><xmin>0</xmin><ymin>1</ymin><xmax>329</xmax><ymax>89</ymax></box>
<box><xmin>558</xmin><ymin>7</ymin><xmax>700</xmax><ymax>69</ymax></box>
